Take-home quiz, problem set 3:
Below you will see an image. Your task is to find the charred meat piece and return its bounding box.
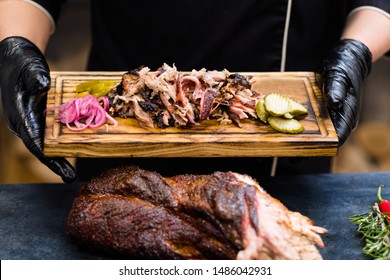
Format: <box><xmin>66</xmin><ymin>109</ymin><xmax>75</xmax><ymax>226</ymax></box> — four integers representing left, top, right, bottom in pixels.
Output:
<box><xmin>199</xmin><ymin>88</ymin><xmax>220</xmax><ymax>120</ymax></box>
<box><xmin>67</xmin><ymin>166</ymin><xmax>327</xmax><ymax>260</ymax></box>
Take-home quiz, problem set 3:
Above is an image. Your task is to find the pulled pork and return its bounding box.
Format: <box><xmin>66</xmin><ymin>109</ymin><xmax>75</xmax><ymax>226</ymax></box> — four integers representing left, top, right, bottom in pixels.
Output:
<box><xmin>108</xmin><ymin>64</ymin><xmax>264</xmax><ymax>128</ymax></box>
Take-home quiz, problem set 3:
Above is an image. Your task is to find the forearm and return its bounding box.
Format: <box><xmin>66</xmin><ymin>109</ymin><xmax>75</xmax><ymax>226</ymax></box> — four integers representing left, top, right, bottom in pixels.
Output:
<box><xmin>0</xmin><ymin>0</ymin><xmax>53</xmax><ymax>53</ymax></box>
<box><xmin>341</xmin><ymin>8</ymin><xmax>390</xmax><ymax>62</ymax></box>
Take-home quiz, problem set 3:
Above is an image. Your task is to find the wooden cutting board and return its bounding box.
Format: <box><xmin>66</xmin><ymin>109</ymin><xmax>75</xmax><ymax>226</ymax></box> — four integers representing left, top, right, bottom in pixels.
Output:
<box><xmin>44</xmin><ymin>71</ymin><xmax>338</xmax><ymax>158</ymax></box>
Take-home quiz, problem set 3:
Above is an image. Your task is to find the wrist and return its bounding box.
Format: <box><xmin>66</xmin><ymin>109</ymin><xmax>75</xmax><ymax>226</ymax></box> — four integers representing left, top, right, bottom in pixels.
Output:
<box><xmin>0</xmin><ymin>0</ymin><xmax>52</xmax><ymax>53</ymax></box>
<box><xmin>341</xmin><ymin>8</ymin><xmax>390</xmax><ymax>62</ymax></box>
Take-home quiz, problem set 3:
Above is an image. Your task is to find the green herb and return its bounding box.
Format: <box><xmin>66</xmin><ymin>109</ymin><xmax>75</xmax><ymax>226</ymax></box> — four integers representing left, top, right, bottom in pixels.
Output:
<box><xmin>348</xmin><ymin>200</ymin><xmax>390</xmax><ymax>260</ymax></box>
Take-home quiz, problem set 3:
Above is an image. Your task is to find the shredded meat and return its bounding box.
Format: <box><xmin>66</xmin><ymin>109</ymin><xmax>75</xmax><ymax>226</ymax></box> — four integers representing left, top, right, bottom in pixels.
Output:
<box><xmin>107</xmin><ymin>64</ymin><xmax>264</xmax><ymax>128</ymax></box>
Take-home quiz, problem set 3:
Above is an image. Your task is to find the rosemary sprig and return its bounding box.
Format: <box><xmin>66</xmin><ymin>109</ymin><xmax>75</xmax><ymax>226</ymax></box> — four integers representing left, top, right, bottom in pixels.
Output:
<box><xmin>348</xmin><ymin>202</ymin><xmax>390</xmax><ymax>260</ymax></box>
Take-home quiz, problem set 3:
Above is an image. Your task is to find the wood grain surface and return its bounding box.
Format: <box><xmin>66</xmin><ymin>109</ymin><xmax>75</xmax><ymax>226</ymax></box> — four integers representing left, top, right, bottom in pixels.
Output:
<box><xmin>44</xmin><ymin>71</ymin><xmax>338</xmax><ymax>158</ymax></box>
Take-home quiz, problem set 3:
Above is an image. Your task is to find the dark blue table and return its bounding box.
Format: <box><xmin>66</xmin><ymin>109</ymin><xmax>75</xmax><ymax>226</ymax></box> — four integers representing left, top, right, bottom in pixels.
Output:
<box><xmin>1</xmin><ymin>172</ymin><xmax>389</xmax><ymax>260</ymax></box>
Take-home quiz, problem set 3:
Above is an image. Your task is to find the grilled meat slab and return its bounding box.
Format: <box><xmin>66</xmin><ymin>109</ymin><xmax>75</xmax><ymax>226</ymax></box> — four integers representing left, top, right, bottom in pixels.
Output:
<box><xmin>67</xmin><ymin>165</ymin><xmax>327</xmax><ymax>259</ymax></box>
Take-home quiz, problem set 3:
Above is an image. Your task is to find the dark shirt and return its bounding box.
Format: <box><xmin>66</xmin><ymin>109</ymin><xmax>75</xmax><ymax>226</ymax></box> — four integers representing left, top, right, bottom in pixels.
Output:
<box><xmin>36</xmin><ymin>0</ymin><xmax>390</xmax><ymax>72</ymax></box>
<box><xmin>87</xmin><ymin>0</ymin><xmax>346</xmax><ymax>72</ymax></box>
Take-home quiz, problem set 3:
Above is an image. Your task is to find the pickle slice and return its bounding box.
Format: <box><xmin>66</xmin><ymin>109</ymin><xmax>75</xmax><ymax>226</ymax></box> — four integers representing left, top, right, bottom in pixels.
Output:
<box><xmin>255</xmin><ymin>98</ymin><xmax>269</xmax><ymax>123</ymax></box>
<box><xmin>257</xmin><ymin>92</ymin><xmax>308</xmax><ymax>133</ymax></box>
<box><xmin>264</xmin><ymin>93</ymin><xmax>290</xmax><ymax>116</ymax></box>
<box><xmin>75</xmin><ymin>80</ymin><xmax>117</xmax><ymax>98</ymax></box>
<box><xmin>288</xmin><ymin>98</ymin><xmax>308</xmax><ymax>116</ymax></box>
<box><xmin>268</xmin><ymin>116</ymin><xmax>304</xmax><ymax>134</ymax></box>
<box><xmin>284</xmin><ymin>112</ymin><xmax>294</xmax><ymax>119</ymax></box>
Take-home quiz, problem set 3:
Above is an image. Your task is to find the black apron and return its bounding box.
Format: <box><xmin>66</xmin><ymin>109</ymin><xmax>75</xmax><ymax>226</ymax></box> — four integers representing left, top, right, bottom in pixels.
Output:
<box><xmin>74</xmin><ymin>0</ymin><xmax>349</xmax><ymax>180</ymax></box>
<box><xmin>87</xmin><ymin>0</ymin><xmax>347</xmax><ymax>72</ymax></box>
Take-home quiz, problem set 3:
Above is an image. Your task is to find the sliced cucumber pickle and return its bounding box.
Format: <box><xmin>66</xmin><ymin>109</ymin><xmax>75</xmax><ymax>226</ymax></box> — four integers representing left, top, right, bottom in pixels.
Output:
<box><xmin>288</xmin><ymin>98</ymin><xmax>308</xmax><ymax>116</ymax></box>
<box><xmin>256</xmin><ymin>92</ymin><xmax>307</xmax><ymax>133</ymax></box>
<box><xmin>268</xmin><ymin>116</ymin><xmax>304</xmax><ymax>134</ymax></box>
<box><xmin>264</xmin><ymin>93</ymin><xmax>291</xmax><ymax>116</ymax></box>
<box><xmin>255</xmin><ymin>98</ymin><xmax>269</xmax><ymax>123</ymax></box>
<box><xmin>283</xmin><ymin>112</ymin><xmax>294</xmax><ymax>119</ymax></box>
<box><xmin>76</xmin><ymin>80</ymin><xmax>117</xmax><ymax>98</ymax></box>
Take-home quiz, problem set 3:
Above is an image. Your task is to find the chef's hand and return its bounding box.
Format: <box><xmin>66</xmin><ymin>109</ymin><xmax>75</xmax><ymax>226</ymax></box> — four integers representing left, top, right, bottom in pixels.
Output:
<box><xmin>320</xmin><ymin>39</ymin><xmax>372</xmax><ymax>146</ymax></box>
<box><xmin>0</xmin><ymin>36</ymin><xmax>76</xmax><ymax>183</ymax></box>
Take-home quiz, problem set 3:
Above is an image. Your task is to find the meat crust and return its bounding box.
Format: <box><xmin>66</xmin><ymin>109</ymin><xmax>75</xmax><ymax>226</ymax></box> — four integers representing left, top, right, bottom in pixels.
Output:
<box><xmin>67</xmin><ymin>165</ymin><xmax>327</xmax><ymax>259</ymax></box>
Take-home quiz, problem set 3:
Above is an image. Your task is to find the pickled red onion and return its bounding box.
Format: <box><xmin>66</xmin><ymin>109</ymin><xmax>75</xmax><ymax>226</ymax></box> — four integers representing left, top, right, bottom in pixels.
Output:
<box><xmin>56</xmin><ymin>94</ymin><xmax>118</xmax><ymax>131</ymax></box>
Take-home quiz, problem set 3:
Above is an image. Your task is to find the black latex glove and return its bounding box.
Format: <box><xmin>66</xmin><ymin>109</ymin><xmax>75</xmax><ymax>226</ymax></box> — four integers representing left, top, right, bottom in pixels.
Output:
<box><xmin>0</xmin><ymin>36</ymin><xmax>76</xmax><ymax>183</ymax></box>
<box><xmin>320</xmin><ymin>39</ymin><xmax>372</xmax><ymax>146</ymax></box>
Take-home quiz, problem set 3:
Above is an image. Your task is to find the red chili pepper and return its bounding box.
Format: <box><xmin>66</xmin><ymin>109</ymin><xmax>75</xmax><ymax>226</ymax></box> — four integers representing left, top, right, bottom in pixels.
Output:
<box><xmin>377</xmin><ymin>184</ymin><xmax>390</xmax><ymax>220</ymax></box>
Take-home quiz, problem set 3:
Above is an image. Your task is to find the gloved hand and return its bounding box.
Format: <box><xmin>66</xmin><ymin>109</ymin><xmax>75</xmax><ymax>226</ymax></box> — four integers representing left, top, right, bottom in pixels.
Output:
<box><xmin>0</xmin><ymin>36</ymin><xmax>76</xmax><ymax>183</ymax></box>
<box><xmin>319</xmin><ymin>39</ymin><xmax>372</xmax><ymax>146</ymax></box>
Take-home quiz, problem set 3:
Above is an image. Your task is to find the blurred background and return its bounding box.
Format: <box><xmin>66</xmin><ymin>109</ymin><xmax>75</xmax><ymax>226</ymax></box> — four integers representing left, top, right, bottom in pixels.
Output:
<box><xmin>1</xmin><ymin>0</ymin><xmax>389</xmax><ymax>183</ymax></box>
